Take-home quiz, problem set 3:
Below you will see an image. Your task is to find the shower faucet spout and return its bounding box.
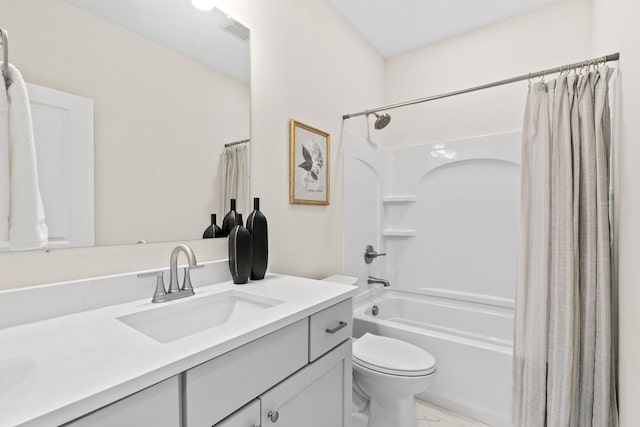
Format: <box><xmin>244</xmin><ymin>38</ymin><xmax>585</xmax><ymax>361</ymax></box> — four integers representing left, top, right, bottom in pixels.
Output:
<box><xmin>368</xmin><ymin>276</ymin><xmax>390</xmax><ymax>287</ymax></box>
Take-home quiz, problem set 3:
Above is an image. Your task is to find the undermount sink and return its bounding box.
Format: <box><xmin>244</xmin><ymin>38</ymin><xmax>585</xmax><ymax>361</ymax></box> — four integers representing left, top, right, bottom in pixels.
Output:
<box><xmin>117</xmin><ymin>290</ymin><xmax>284</xmax><ymax>343</ymax></box>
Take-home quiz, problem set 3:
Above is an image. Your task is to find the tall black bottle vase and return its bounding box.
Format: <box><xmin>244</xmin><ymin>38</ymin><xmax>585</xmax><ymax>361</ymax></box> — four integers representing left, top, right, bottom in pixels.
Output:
<box><xmin>246</xmin><ymin>198</ymin><xmax>268</xmax><ymax>280</ymax></box>
<box><xmin>221</xmin><ymin>198</ymin><xmax>238</xmax><ymax>237</ymax></box>
<box><xmin>228</xmin><ymin>223</ymin><xmax>252</xmax><ymax>284</ymax></box>
<box><xmin>202</xmin><ymin>214</ymin><xmax>223</xmax><ymax>239</ymax></box>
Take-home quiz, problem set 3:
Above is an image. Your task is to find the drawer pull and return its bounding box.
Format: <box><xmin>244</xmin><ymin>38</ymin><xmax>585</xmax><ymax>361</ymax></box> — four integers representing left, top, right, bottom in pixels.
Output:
<box><xmin>268</xmin><ymin>410</ymin><xmax>279</xmax><ymax>422</ymax></box>
<box><xmin>325</xmin><ymin>321</ymin><xmax>347</xmax><ymax>334</ymax></box>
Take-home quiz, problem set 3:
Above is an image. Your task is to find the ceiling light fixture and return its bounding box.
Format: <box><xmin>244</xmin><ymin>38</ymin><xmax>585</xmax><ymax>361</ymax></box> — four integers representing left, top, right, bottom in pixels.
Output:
<box><xmin>191</xmin><ymin>0</ymin><xmax>216</xmax><ymax>12</ymax></box>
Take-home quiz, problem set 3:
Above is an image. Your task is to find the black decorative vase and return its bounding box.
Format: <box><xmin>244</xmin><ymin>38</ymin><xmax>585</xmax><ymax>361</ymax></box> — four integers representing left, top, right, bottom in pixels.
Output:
<box><xmin>246</xmin><ymin>198</ymin><xmax>268</xmax><ymax>280</ymax></box>
<box><xmin>228</xmin><ymin>224</ymin><xmax>252</xmax><ymax>284</ymax></box>
<box><xmin>202</xmin><ymin>214</ymin><xmax>223</xmax><ymax>239</ymax></box>
<box><xmin>221</xmin><ymin>199</ymin><xmax>238</xmax><ymax>237</ymax></box>
<box><xmin>236</xmin><ymin>213</ymin><xmax>244</xmax><ymax>227</ymax></box>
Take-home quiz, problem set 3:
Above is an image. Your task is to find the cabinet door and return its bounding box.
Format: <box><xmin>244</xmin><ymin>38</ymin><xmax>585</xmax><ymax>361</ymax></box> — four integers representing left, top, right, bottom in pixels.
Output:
<box><xmin>185</xmin><ymin>319</ymin><xmax>308</xmax><ymax>427</ymax></box>
<box><xmin>64</xmin><ymin>376</ymin><xmax>179</xmax><ymax>427</ymax></box>
<box><xmin>215</xmin><ymin>400</ymin><xmax>261</xmax><ymax>427</ymax></box>
<box><xmin>260</xmin><ymin>340</ymin><xmax>352</xmax><ymax>427</ymax></box>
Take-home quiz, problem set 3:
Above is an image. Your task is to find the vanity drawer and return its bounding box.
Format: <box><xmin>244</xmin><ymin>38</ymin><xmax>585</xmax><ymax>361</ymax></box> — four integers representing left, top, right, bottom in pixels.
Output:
<box><xmin>309</xmin><ymin>298</ymin><xmax>353</xmax><ymax>361</ymax></box>
<box><xmin>184</xmin><ymin>318</ymin><xmax>308</xmax><ymax>427</ymax></box>
<box><xmin>64</xmin><ymin>376</ymin><xmax>180</xmax><ymax>427</ymax></box>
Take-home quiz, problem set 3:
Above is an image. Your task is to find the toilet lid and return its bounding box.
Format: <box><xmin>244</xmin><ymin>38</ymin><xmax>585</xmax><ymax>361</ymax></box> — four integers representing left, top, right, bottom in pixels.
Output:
<box><xmin>353</xmin><ymin>333</ymin><xmax>436</xmax><ymax>377</ymax></box>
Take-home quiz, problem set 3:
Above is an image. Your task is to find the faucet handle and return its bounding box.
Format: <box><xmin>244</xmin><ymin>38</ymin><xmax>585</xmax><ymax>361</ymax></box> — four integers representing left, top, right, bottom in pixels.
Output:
<box><xmin>138</xmin><ymin>271</ymin><xmax>167</xmax><ymax>303</ymax></box>
<box><xmin>181</xmin><ymin>264</ymin><xmax>203</xmax><ymax>294</ymax></box>
<box><xmin>364</xmin><ymin>245</ymin><xmax>386</xmax><ymax>264</ymax></box>
<box><xmin>180</xmin><ymin>267</ymin><xmax>194</xmax><ymax>294</ymax></box>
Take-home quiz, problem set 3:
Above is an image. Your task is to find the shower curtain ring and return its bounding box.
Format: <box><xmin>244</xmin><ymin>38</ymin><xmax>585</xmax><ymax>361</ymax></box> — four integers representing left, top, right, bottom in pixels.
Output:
<box><xmin>527</xmin><ymin>73</ymin><xmax>532</xmax><ymax>87</ymax></box>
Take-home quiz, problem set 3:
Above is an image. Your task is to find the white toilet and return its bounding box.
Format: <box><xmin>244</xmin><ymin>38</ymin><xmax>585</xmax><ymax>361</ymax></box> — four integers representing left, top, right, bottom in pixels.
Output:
<box><xmin>352</xmin><ymin>333</ymin><xmax>437</xmax><ymax>427</ymax></box>
<box><xmin>320</xmin><ymin>275</ymin><xmax>436</xmax><ymax>427</ymax></box>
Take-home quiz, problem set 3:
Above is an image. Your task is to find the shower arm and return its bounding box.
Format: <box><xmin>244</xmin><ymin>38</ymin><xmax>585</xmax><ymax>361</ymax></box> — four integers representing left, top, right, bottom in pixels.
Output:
<box><xmin>342</xmin><ymin>52</ymin><xmax>620</xmax><ymax>120</ymax></box>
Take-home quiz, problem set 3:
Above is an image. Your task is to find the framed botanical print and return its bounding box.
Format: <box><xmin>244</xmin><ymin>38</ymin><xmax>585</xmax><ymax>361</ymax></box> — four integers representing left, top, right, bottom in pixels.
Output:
<box><xmin>289</xmin><ymin>119</ymin><xmax>330</xmax><ymax>205</ymax></box>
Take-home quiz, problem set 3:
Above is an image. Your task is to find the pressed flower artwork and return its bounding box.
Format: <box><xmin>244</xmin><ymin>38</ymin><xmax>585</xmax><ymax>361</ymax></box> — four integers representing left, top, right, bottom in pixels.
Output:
<box><xmin>289</xmin><ymin>120</ymin><xmax>330</xmax><ymax>205</ymax></box>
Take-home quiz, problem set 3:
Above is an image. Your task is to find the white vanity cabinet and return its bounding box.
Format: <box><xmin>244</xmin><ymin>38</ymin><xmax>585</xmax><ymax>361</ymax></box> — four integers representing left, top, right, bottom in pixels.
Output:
<box><xmin>64</xmin><ymin>376</ymin><xmax>180</xmax><ymax>427</ymax></box>
<box><xmin>215</xmin><ymin>400</ymin><xmax>261</xmax><ymax>427</ymax></box>
<box><xmin>212</xmin><ymin>341</ymin><xmax>352</xmax><ymax>427</ymax></box>
<box><xmin>185</xmin><ymin>318</ymin><xmax>310</xmax><ymax>426</ymax></box>
<box><xmin>208</xmin><ymin>299</ymin><xmax>354</xmax><ymax>427</ymax></box>
<box><xmin>0</xmin><ymin>274</ymin><xmax>358</xmax><ymax>427</ymax></box>
<box><xmin>66</xmin><ymin>298</ymin><xmax>353</xmax><ymax>427</ymax></box>
<box><xmin>259</xmin><ymin>340</ymin><xmax>352</xmax><ymax>427</ymax></box>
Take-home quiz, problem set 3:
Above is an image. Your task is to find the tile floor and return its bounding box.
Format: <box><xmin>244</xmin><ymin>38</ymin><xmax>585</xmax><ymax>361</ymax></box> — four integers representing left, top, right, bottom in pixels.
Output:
<box><xmin>352</xmin><ymin>400</ymin><xmax>492</xmax><ymax>427</ymax></box>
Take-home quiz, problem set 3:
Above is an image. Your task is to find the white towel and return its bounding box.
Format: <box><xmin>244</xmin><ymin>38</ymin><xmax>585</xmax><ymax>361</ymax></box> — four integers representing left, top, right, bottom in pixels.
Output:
<box><xmin>5</xmin><ymin>64</ymin><xmax>48</xmax><ymax>249</ymax></box>
<box><xmin>0</xmin><ymin>65</ymin><xmax>10</xmax><ymax>247</ymax></box>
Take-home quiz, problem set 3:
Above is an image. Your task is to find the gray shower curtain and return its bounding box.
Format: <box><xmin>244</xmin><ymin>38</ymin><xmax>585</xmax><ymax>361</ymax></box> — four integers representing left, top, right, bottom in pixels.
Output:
<box><xmin>513</xmin><ymin>67</ymin><xmax>618</xmax><ymax>426</ymax></box>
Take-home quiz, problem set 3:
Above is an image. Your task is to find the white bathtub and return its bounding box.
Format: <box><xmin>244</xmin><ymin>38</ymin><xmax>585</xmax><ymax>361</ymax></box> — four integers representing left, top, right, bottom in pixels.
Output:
<box><xmin>353</xmin><ymin>289</ymin><xmax>513</xmax><ymax>427</ymax></box>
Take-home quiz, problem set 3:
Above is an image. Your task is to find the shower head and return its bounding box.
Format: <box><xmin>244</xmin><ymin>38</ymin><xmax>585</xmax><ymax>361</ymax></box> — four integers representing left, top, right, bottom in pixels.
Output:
<box><xmin>371</xmin><ymin>112</ymin><xmax>391</xmax><ymax>130</ymax></box>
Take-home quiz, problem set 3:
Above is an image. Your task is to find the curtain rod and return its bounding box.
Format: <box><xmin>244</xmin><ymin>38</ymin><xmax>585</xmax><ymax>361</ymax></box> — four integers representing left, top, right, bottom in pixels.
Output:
<box><xmin>342</xmin><ymin>52</ymin><xmax>620</xmax><ymax>120</ymax></box>
<box><xmin>224</xmin><ymin>139</ymin><xmax>250</xmax><ymax>147</ymax></box>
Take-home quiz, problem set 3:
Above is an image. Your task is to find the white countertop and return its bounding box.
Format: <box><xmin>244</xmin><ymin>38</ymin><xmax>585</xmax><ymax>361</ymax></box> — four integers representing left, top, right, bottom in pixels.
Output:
<box><xmin>0</xmin><ymin>274</ymin><xmax>358</xmax><ymax>427</ymax></box>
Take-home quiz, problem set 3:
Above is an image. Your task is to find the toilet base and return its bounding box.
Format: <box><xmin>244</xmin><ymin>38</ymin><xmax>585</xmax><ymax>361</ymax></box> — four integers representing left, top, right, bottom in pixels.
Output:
<box><xmin>367</xmin><ymin>394</ymin><xmax>416</xmax><ymax>427</ymax></box>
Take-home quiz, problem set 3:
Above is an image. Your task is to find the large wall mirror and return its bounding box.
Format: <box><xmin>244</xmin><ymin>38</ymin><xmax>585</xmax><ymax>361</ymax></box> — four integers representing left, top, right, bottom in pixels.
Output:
<box><xmin>1</xmin><ymin>0</ymin><xmax>250</xmax><ymax>251</ymax></box>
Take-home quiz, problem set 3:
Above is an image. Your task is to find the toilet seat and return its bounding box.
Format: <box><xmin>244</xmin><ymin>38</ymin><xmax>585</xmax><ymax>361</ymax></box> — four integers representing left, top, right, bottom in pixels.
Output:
<box><xmin>353</xmin><ymin>333</ymin><xmax>436</xmax><ymax>377</ymax></box>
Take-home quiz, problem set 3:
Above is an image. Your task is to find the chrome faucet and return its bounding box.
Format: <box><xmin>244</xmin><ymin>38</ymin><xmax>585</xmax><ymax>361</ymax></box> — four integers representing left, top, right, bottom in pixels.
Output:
<box><xmin>138</xmin><ymin>244</ymin><xmax>202</xmax><ymax>303</ymax></box>
<box><xmin>168</xmin><ymin>244</ymin><xmax>199</xmax><ymax>294</ymax></box>
<box><xmin>367</xmin><ymin>276</ymin><xmax>390</xmax><ymax>287</ymax></box>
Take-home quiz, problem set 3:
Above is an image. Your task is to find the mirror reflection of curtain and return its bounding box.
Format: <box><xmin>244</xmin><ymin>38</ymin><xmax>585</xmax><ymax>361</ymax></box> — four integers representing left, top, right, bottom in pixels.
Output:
<box><xmin>222</xmin><ymin>142</ymin><xmax>250</xmax><ymax>217</ymax></box>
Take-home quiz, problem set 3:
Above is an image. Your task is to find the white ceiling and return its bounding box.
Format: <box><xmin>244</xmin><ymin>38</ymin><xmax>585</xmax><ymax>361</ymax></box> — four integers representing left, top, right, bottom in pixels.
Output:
<box><xmin>61</xmin><ymin>0</ymin><xmax>250</xmax><ymax>84</ymax></box>
<box><xmin>328</xmin><ymin>0</ymin><xmax>559</xmax><ymax>58</ymax></box>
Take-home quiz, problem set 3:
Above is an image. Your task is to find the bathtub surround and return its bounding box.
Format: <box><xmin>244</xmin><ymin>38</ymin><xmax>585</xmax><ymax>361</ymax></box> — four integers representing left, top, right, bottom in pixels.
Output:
<box><xmin>343</xmin><ymin>131</ymin><xmax>520</xmax><ymax>306</ymax></box>
<box><xmin>514</xmin><ymin>67</ymin><xmax>618</xmax><ymax>426</ymax></box>
<box><xmin>344</xmin><ymin>131</ymin><xmax>519</xmax><ymax>426</ymax></box>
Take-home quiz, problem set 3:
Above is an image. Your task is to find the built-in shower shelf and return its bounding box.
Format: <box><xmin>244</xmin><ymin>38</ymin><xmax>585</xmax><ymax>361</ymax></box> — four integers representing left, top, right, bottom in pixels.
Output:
<box><xmin>382</xmin><ymin>195</ymin><xmax>417</xmax><ymax>203</ymax></box>
<box><xmin>382</xmin><ymin>229</ymin><xmax>417</xmax><ymax>237</ymax></box>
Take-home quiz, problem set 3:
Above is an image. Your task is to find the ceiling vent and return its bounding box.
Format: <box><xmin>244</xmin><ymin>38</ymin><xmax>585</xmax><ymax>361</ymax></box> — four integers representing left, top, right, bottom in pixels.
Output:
<box><xmin>219</xmin><ymin>17</ymin><xmax>250</xmax><ymax>42</ymax></box>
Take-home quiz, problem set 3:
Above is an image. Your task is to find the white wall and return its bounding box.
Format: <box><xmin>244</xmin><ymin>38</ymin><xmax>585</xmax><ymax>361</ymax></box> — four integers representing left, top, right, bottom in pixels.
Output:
<box><xmin>592</xmin><ymin>0</ymin><xmax>640</xmax><ymax>424</ymax></box>
<box><xmin>0</xmin><ymin>0</ymin><xmax>385</xmax><ymax>289</ymax></box>
<box><xmin>381</xmin><ymin>0</ymin><xmax>592</xmax><ymax>146</ymax></box>
<box><xmin>228</xmin><ymin>0</ymin><xmax>385</xmax><ymax>280</ymax></box>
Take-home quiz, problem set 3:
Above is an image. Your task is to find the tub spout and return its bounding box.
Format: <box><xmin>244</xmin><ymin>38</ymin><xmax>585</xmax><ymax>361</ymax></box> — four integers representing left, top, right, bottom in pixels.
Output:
<box><xmin>367</xmin><ymin>276</ymin><xmax>390</xmax><ymax>287</ymax></box>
